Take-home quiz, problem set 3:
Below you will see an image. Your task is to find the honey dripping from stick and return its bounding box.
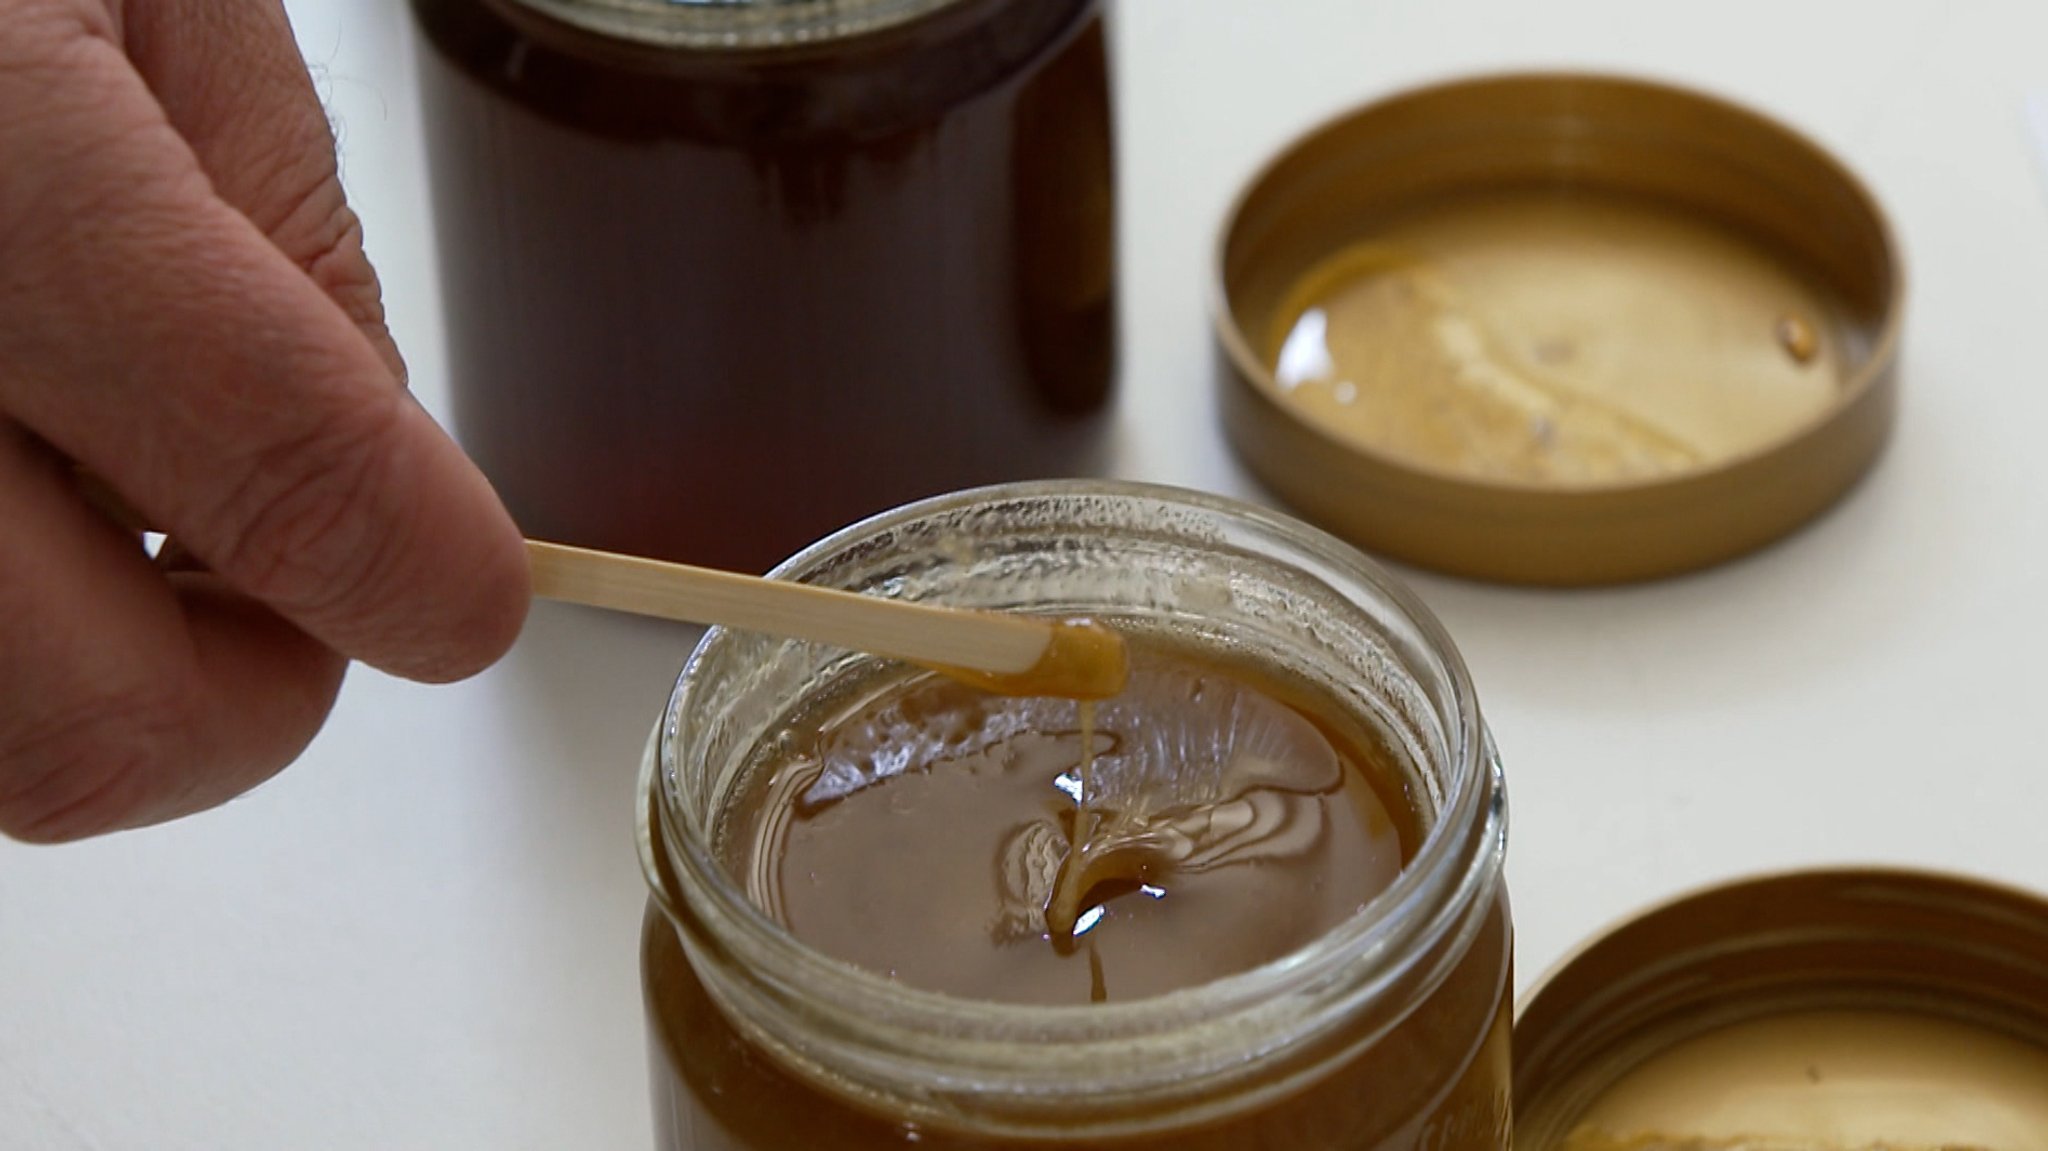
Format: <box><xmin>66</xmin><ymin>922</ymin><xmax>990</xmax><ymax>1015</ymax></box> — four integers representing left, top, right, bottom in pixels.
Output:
<box><xmin>1047</xmin><ymin>699</ymin><xmax>1104</xmax><ymax>946</ymax></box>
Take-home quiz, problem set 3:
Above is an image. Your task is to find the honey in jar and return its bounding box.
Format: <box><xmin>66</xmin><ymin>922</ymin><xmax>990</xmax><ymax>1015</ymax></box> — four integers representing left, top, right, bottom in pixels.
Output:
<box><xmin>637</xmin><ymin>484</ymin><xmax>1513</xmax><ymax>1148</ymax></box>
<box><xmin>410</xmin><ymin>0</ymin><xmax>1116</xmax><ymax>571</ymax></box>
<box><xmin>738</xmin><ymin>639</ymin><xmax>1411</xmax><ymax>1006</ymax></box>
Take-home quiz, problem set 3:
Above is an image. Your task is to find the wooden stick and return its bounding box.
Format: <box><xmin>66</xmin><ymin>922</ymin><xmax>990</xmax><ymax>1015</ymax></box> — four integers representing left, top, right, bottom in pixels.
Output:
<box><xmin>527</xmin><ymin>539</ymin><xmax>1053</xmax><ymax>675</ymax></box>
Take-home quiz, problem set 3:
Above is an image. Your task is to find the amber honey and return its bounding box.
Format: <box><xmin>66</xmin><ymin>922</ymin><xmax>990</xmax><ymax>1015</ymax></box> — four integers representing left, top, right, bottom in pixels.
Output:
<box><xmin>638</xmin><ymin>485</ymin><xmax>1515</xmax><ymax>1149</ymax></box>
<box><xmin>644</xmin><ymin>632</ymin><xmax>1512</xmax><ymax>1147</ymax></box>
<box><xmin>643</xmin><ymin>897</ymin><xmax>1509</xmax><ymax>1149</ymax></box>
<box><xmin>724</xmin><ymin>638</ymin><xmax>1413</xmax><ymax>1005</ymax></box>
<box><xmin>411</xmin><ymin>0</ymin><xmax>1116</xmax><ymax>571</ymax></box>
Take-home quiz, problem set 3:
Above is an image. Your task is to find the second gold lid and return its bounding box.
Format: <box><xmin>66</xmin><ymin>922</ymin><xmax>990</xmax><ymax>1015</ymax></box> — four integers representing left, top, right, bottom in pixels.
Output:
<box><xmin>1514</xmin><ymin>869</ymin><xmax>2048</xmax><ymax>1149</ymax></box>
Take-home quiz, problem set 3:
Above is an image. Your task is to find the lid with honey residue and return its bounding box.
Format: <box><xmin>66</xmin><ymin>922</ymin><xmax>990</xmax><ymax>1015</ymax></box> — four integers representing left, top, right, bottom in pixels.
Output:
<box><xmin>1513</xmin><ymin>869</ymin><xmax>2048</xmax><ymax>1151</ymax></box>
<box><xmin>1214</xmin><ymin>73</ymin><xmax>1904</xmax><ymax>585</ymax></box>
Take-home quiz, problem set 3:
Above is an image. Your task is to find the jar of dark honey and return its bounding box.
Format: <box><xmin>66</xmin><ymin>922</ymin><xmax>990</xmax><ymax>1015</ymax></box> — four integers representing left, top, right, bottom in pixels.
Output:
<box><xmin>636</xmin><ymin>482</ymin><xmax>1513</xmax><ymax>1149</ymax></box>
<box><xmin>409</xmin><ymin>0</ymin><xmax>1117</xmax><ymax>571</ymax></box>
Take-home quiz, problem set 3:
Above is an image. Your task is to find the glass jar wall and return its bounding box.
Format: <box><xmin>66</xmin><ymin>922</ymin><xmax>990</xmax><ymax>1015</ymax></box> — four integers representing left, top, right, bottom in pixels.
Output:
<box><xmin>410</xmin><ymin>0</ymin><xmax>1117</xmax><ymax>571</ymax></box>
<box><xmin>638</xmin><ymin>483</ymin><xmax>1512</xmax><ymax>1148</ymax></box>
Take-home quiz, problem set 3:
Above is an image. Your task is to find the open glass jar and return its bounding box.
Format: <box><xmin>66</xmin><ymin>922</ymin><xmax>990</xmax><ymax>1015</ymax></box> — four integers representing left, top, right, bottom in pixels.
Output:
<box><xmin>636</xmin><ymin>482</ymin><xmax>1511</xmax><ymax>1148</ymax></box>
<box><xmin>410</xmin><ymin>0</ymin><xmax>1117</xmax><ymax>571</ymax></box>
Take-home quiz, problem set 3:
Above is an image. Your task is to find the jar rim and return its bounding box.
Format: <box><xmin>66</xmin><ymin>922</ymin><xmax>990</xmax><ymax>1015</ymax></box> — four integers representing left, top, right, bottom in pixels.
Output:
<box><xmin>646</xmin><ymin>479</ymin><xmax>1508</xmax><ymax>1133</ymax></box>
<box><xmin>495</xmin><ymin>0</ymin><xmax>968</xmax><ymax>49</ymax></box>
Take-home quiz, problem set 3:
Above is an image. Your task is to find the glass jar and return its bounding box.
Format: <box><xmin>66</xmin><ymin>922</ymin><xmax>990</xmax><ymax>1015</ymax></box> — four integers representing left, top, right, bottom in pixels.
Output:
<box><xmin>409</xmin><ymin>0</ymin><xmax>1117</xmax><ymax>572</ymax></box>
<box><xmin>635</xmin><ymin>482</ymin><xmax>1512</xmax><ymax>1149</ymax></box>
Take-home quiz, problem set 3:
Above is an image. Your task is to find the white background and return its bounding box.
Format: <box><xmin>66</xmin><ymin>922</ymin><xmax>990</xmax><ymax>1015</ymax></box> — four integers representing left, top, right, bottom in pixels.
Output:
<box><xmin>5</xmin><ymin>1</ymin><xmax>2048</xmax><ymax>1147</ymax></box>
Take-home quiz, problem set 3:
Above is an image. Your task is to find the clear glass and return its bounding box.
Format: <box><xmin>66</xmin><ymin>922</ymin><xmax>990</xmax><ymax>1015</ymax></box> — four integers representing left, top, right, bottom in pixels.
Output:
<box><xmin>637</xmin><ymin>481</ymin><xmax>1512</xmax><ymax>1148</ymax></box>
<box><xmin>496</xmin><ymin>0</ymin><xmax>966</xmax><ymax>47</ymax></box>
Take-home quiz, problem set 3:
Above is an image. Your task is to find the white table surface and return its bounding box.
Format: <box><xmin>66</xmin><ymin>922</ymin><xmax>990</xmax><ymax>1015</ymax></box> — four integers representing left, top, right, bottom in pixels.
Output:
<box><xmin>6</xmin><ymin>1</ymin><xmax>2048</xmax><ymax>1147</ymax></box>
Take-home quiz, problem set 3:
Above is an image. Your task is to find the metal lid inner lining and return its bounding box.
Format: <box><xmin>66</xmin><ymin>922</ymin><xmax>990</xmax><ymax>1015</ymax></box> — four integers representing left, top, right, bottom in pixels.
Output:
<box><xmin>1514</xmin><ymin>871</ymin><xmax>2048</xmax><ymax>1149</ymax></box>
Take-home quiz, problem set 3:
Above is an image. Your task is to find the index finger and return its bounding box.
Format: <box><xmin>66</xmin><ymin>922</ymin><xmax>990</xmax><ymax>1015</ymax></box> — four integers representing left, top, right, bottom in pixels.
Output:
<box><xmin>122</xmin><ymin>0</ymin><xmax>409</xmax><ymax>382</ymax></box>
<box><xmin>0</xmin><ymin>13</ymin><xmax>527</xmax><ymax>682</ymax></box>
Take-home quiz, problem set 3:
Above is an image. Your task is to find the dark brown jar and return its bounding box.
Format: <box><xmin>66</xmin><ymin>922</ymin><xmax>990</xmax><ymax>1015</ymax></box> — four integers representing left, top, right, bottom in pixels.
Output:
<box><xmin>636</xmin><ymin>484</ymin><xmax>1514</xmax><ymax>1149</ymax></box>
<box><xmin>409</xmin><ymin>0</ymin><xmax>1117</xmax><ymax>571</ymax></box>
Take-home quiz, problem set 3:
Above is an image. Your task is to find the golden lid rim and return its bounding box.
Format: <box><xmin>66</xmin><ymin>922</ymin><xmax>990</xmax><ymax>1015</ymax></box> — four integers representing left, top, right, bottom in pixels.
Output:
<box><xmin>1211</xmin><ymin>71</ymin><xmax>1908</xmax><ymax>584</ymax></box>
<box><xmin>1211</xmin><ymin>69</ymin><xmax>1906</xmax><ymax>500</ymax></box>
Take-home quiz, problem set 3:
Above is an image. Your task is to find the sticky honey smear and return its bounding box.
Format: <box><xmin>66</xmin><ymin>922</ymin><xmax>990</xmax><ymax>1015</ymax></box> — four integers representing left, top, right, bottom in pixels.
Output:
<box><xmin>1270</xmin><ymin>244</ymin><xmax>1704</xmax><ymax>485</ymax></box>
<box><xmin>1560</xmin><ymin>1131</ymin><xmax>1997</xmax><ymax>1151</ymax></box>
<box><xmin>927</xmin><ymin>616</ymin><xmax>1129</xmax><ymax>702</ymax></box>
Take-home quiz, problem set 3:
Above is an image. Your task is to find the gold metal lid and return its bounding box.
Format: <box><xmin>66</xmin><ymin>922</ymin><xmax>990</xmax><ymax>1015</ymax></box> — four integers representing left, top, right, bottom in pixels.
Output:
<box><xmin>1214</xmin><ymin>73</ymin><xmax>1904</xmax><ymax>585</ymax></box>
<box><xmin>1515</xmin><ymin>869</ymin><xmax>2048</xmax><ymax>1150</ymax></box>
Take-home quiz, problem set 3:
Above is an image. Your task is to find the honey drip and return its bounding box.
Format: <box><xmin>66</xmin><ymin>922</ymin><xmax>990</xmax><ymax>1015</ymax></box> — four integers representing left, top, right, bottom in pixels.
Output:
<box><xmin>1047</xmin><ymin>701</ymin><xmax>1103</xmax><ymax>942</ymax></box>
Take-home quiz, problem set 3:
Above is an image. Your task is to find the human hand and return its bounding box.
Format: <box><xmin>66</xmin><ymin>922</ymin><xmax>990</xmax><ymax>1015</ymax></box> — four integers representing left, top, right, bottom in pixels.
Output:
<box><xmin>0</xmin><ymin>1</ymin><xmax>529</xmax><ymax>841</ymax></box>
